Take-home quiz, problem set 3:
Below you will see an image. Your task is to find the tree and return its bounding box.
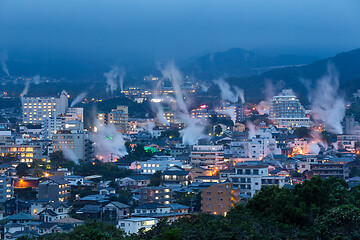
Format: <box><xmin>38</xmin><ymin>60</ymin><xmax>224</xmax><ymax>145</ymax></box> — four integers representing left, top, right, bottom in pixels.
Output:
<box><xmin>293</xmin><ymin>127</ymin><xmax>310</xmax><ymax>138</ymax></box>
<box><xmin>214</xmin><ymin>125</ymin><xmax>222</xmax><ymax>136</ymax></box>
<box><xmin>149</xmin><ymin>171</ymin><xmax>161</xmax><ymax>186</ymax></box>
<box><xmin>315</xmin><ymin>205</ymin><xmax>360</xmax><ymax>240</ymax></box>
<box><xmin>16</xmin><ymin>163</ymin><xmax>29</xmax><ymax>177</ymax></box>
<box><xmin>49</xmin><ymin>151</ymin><xmax>69</xmax><ymax>169</ymax></box>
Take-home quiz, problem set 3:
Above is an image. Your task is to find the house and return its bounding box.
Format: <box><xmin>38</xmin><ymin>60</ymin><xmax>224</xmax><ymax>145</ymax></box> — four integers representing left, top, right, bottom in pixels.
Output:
<box><xmin>76</xmin><ymin>205</ymin><xmax>102</xmax><ymax>219</ymax></box>
<box><xmin>79</xmin><ymin>194</ymin><xmax>109</xmax><ymax>205</ymax></box>
<box><xmin>161</xmin><ymin>170</ymin><xmax>190</xmax><ymax>187</ymax></box>
<box><xmin>189</xmin><ymin>166</ymin><xmax>213</xmax><ymax>180</ymax></box>
<box><xmin>4</xmin><ymin>229</ymin><xmax>39</xmax><ymax>240</ymax></box>
<box><xmin>36</xmin><ymin>222</ymin><xmax>58</xmax><ymax>235</ymax></box>
<box><xmin>133</xmin><ymin>203</ymin><xmax>171</xmax><ymax>215</ymax></box>
<box><xmin>99</xmin><ymin>187</ymin><xmax>116</xmax><ymax>196</ymax></box>
<box><xmin>117</xmin><ymin>217</ymin><xmax>158</xmax><ymax>235</ymax></box>
<box><xmin>54</xmin><ymin>217</ymin><xmax>84</xmax><ymax>227</ymax></box>
<box><xmin>7</xmin><ymin>212</ymin><xmax>33</xmax><ymax>224</ymax></box>
<box><xmin>102</xmin><ymin>201</ymin><xmax>130</xmax><ymax>221</ymax></box>
<box><xmin>31</xmin><ymin>200</ymin><xmax>71</xmax><ymax>219</ymax></box>
<box><xmin>116</xmin><ymin>175</ymin><xmax>151</xmax><ymax>189</ymax></box>
<box><xmin>168</xmin><ymin>203</ymin><xmax>190</xmax><ymax>214</ymax></box>
<box><xmin>138</xmin><ymin>186</ymin><xmax>174</xmax><ymax>205</ymax></box>
<box><xmin>4</xmin><ymin>199</ymin><xmax>31</xmax><ymax>215</ymax></box>
<box><xmin>0</xmin><ymin>163</ymin><xmax>15</xmax><ymax>174</ymax></box>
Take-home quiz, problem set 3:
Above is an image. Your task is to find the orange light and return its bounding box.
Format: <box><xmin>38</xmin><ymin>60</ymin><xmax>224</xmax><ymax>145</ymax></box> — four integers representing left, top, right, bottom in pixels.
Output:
<box><xmin>92</xmin><ymin>162</ymin><xmax>95</xmax><ymax>165</ymax></box>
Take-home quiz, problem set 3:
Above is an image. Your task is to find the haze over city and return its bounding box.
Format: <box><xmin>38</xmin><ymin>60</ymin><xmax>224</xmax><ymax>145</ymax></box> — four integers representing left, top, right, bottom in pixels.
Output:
<box><xmin>0</xmin><ymin>1</ymin><xmax>360</xmax><ymax>239</ymax></box>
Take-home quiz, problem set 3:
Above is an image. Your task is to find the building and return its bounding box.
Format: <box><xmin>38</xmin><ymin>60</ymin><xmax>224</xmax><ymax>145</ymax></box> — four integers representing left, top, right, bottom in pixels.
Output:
<box><xmin>311</xmin><ymin>163</ymin><xmax>350</xmax><ymax>179</ymax></box>
<box><xmin>117</xmin><ymin>217</ymin><xmax>158</xmax><ymax>235</ymax></box>
<box><xmin>138</xmin><ymin>186</ymin><xmax>174</xmax><ymax>205</ymax></box>
<box><xmin>201</xmin><ymin>182</ymin><xmax>239</xmax><ymax>216</ymax></box>
<box><xmin>102</xmin><ymin>201</ymin><xmax>130</xmax><ymax>221</ymax></box>
<box><xmin>161</xmin><ymin>170</ymin><xmax>190</xmax><ymax>187</ymax></box>
<box><xmin>269</xmin><ymin>89</ymin><xmax>310</xmax><ymax>128</ymax></box>
<box><xmin>215</xmin><ymin>104</ymin><xmax>245</xmax><ymax>123</ymax></box>
<box><xmin>97</xmin><ymin>105</ymin><xmax>129</xmax><ymax>133</ymax></box>
<box><xmin>52</xmin><ymin>130</ymin><xmax>85</xmax><ymax>161</ymax></box>
<box><xmin>22</xmin><ymin>90</ymin><xmax>69</xmax><ymax>124</ymax></box>
<box><xmin>0</xmin><ymin>144</ymin><xmax>43</xmax><ymax>164</ymax></box>
<box><xmin>190</xmin><ymin>145</ymin><xmax>224</xmax><ymax>169</ymax></box>
<box><xmin>244</xmin><ymin>128</ymin><xmax>281</xmax><ymax>160</ymax></box>
<box><xmin>191</xmin><ymin>105</ymin><xmax>213</xmax><ymax>122</ymax></box>
<box><xmin>224</xmin><ymin>164</ymin><xmax>285</xmax><ymax>197</ymax></box>
<box><xmin>140</xmin><ymin>156</ymin><xmax>182</xmax><ymax>174</ymax></box>
<box><xmin>37</xmin><ymin>178</ymin><xmax>70</xmax><ymax>202</ymax></box>
<box><xmin>0</xmin><ymin>175</ymin><xmax>14</xmax><ymax>203</ymax></box>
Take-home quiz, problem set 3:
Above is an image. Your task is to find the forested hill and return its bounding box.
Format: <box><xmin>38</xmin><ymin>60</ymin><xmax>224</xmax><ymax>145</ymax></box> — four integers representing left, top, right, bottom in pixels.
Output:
<box><xmin>225</xmin><ymin>48</ymin><xmax>360</xmax><ymax>101</ymax></box>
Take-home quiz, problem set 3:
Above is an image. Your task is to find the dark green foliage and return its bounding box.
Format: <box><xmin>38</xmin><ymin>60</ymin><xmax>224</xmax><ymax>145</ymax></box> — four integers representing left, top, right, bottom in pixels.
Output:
<box><xmin>73</xmin><ymin>160</ymin><xmax>132</xmax><ymax>180</ymax></box>
<box><xmin>16</xmin><ymin>163</ymin><xmax>29</xmax><ymax>177</ymax></box>
<box><xmin>14</xmin><ymin>187</ymin><xmax>37</xmax><ymax>200</ymax></box>
<box><xmin>24</xmin><ymin>176</ymin><xmax>360</xmax><ymax>239</ymax></box>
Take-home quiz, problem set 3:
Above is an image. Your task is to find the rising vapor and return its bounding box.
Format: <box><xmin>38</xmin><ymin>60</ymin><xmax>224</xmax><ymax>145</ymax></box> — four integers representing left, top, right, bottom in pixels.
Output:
<box><xmin>214</xmin><ymin>79</ymin><xmax>245</xmax><ymax>103</ymax></box>
<box><xmin>1</xmin><ymin>53</ymin><xmax>9</xmax><ymax>76</ymax></box>
<box><xmin>310</xmin><ymin>64</ymin><xmax>346</xmax><ymax>134</ymax></box>
<box><xmin>104</xmin><ymin>66</ymin><xmax>125</xmax><ymax>94</ymax></box>
<box><xmin>71</xmin><ymin>92</ymin><xmax>87</xmax><ymax>107</ymax></box>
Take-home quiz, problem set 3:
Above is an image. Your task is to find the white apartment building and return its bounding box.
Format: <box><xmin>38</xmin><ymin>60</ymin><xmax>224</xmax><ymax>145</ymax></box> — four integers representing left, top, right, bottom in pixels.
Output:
<box><xmin>244</xmin><ymin>128</ymin><xmax>281</xmax><ymax>160</ymax></box>
<box><xmin>270</xmin><ymin>89</ymin><xmax>310</xmax><ymax>128</ymax></box>
<box><xmin>190</xmin><ymin>145</ymin><xmax>224</xmax><ymax>168</ymax></box>
<box><xmin>140</xmin><ymin>159</ymin><xmax>182</xmax><ymax>174</ymax></box>
<box><xmin>223</xmin><ymin>164</ymin><xmax>285</xmax><ymax>197</ymax></box>
<box><xmin>22</xmin><ymin>90</ymin><xmax>69</xmax><ymax>124</ymax></box>
<box><xmin>117</xmin><ymin>217</ymin><xmax>158</xmax><ymax>235</ymax></box>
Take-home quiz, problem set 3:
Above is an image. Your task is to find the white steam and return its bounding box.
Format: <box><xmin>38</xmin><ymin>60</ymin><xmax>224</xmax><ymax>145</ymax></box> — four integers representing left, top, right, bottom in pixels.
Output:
<box><xmin>71</xmin><ymin>92</ymin><xmax>87</xmax><ymax>107</ymax></box>
<box><xmin>153</xmin><ymin>102</ymin><xmax>170</xmax><ymax>126</ymax></box>
<box><xmin>310</xmin><ymin>64</ymin><xmax>346</xmax><ymax>134</ymax></box>
<box><xmin>144</xmin><ymin>121</ymin><xmax>155</xmax><ymax>136</ymax></box>
<box><xmin>1</xmin><ymin>53</ymin><xmax>9</xmax><ymax>76</ymax></box>
<box><xmin>21</xmin><ymin>75</ymin><xmax>41</xmax><ymax>96</ymax></box>
<box><xmin>104</xmin><ymin>66</ymin><xmax>126</xmax><ymax>94</ymax></box>
<box><xmin>161</xmin><ymin>62</ymin><xmax>188</xmax><ymax>113</ymax></box>
<box><xmin>94</xmin><ymin>123</ymin><xmax>128</xmax><ymax>162</ymax></box>
<box><xmin>179</xmin><ymin>115</ymin><xmax>205</xmax><ymax>146</ymax></box>
<box><xmin>62</xmin><ymin>148</ymin><xmax>79</xmax><ymax>164</ymax></box>
<box><xmin>214</xmin><ymin>79</ymin><xmax>245</xmax><ymax>104</ymax></box>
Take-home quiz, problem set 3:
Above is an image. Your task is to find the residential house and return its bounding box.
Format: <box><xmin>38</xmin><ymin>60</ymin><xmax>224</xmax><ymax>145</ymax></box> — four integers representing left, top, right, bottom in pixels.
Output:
<box><xmin>102</xmin><ymin>201</ymin><xmax>130</xmax><ymax>221</ymax></box>
<box><xmin>37</xmin><ymin>177</ymin><xmax>70</xmax><ymax>202</ymax></box>
<box><xmin>117</xmin><ymin>217</ymin><xmax>158</xmax><ymax>235</ymax></box>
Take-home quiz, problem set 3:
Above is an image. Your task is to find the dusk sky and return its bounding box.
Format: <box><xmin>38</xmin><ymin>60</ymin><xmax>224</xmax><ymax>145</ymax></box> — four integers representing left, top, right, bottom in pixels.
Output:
<box><xmin>1</xmin><ymin>0</ymin><xmax>360</xmax><ymax>62</ymax></box>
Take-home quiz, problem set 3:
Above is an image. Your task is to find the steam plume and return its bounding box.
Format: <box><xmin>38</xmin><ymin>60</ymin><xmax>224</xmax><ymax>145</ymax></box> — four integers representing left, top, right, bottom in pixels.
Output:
<box><xmin>153</xmin><ymin>102</ymin><xmax>170</xmax><ymax>126</ymax></box>
<box><xmin>214</xmin><ymin>79</ymin><xmax>245</xmax><ymax>104</ymax></box>
<box><xmin>104</xmin><ymin>66</ymin><xmax>125</xmax><ymax>94</ymax></box>
<box><xmin>144</xmin><ymin>121</ymin><xmax>155</xmax><ymax>136</ymax></box>
<box><xmin>71</xmin><ymin>92</ymin><xmax>87</xmax><ymax>107</ymax></box>
<box><xmin>310</xmin><ymin>64</ymin><xmax>345</xmax><ymax>134</ymax></box>
<box><xmin>179</xmin><ymin>114</ymin><xmax>205</xmax><ymax>146</ymax></box>
<box><xmin>161</xmin><ymin>62</ymin><xmax>188</xmax><ymax>114</ymax></box>
<box><xmin>94</xmin><ymin>123</ymin><xmax>128</xmax><ymax>162</ymax></box>
<box><xmin>62</xmin><ymin>148</ymin><xmax>79</xmax><ymax>164</ymax></box>
<box><xmin>1</xmin><ymin>53</ymin><xmax>9</xmax><ymax>76</ymax></box>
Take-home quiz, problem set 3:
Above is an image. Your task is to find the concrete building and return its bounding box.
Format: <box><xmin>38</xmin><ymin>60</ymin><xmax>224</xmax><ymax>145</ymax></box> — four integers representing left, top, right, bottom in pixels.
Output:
<box><xmin>190</xmin><ymin>145</ymin><xmax>224</xmax><ymax>169</ymax></box>
<box><xmin>138</xmin><ymin>186</ymin><xmax>174</xmax><ymax>205</ymax></box>
<box><xmin>52</xmin><ymin>130</ymin><xmax>85</xmax><ymax>161</ymax></box>
<box><xmin>37</xmin><ymin>178</ymin><xmax>70</xmax><ymax>202</ymax></box>
<box><xmin>117</xmin><ymin>217</ymin><xmax>158</xmax><ymax>235</ymax></box>
<box><xmin>22</xmin><ymin>90</ymin><xmax>69</xmax><ymax>124</ymax></box>
<box><xmin>224</xmin><ymin>164</ymin><xmax>285</xmax><ymax>197</ymax></box>
<box><xmin>269</xmin><ymin>89</ymin><xmax>310</xmax><ymax>128</ymax></box>
<box><xmin>0</xmin><ymin>175</ymin><xmax>14</xmax><ymax>203</ymax></box>
<box><xmin>140</xmin><ymin>156</ymin><xmax>182</xmax><ymax>174</ymax></box>
<box><xmin>97</xmin><ymin>106</ymin><xmax>129</xmax><ymax>133</ymax></box>
<box><xmin>108</xmin><ymin>106</ymin><xmax>129</xmax><ymax>133</ymax></box>
<box><xmin>0</xmin><ymin>144</ymin><xmax>43</xmax><ymax>164</ymax></box>
<box><xmin>215</xmin><ymin>104</ymin><xmax>245</xmax><ymax>123</ymax></box>
<box><xmin>244</xmin><ymin>128</ymin><xmax>281</xmax><ymax>160</ymax></box>
<box><xmin>190</xmin><ymin>105</ymin><xmax>213</xmax><ymax>122</ymax></box>
<box><xmin>201</xmin><ymin>182</ymin><xmax>239</xmax><ymax>216</ymax></box>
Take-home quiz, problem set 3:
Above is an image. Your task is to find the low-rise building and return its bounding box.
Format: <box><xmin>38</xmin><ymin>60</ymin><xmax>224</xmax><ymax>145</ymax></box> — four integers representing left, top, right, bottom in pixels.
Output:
<box><xmin>117</xmin><ymin>217</ymin><xmax>158</xmax><ymax>235</ymax></box>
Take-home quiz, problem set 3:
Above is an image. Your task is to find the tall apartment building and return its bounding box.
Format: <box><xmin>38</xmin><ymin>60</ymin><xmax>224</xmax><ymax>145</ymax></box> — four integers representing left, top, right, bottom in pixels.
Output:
<box><xmin>215</xmin><ymin>104</ymin><xmax>245</xmax><ymax>123</ymax></box>
<box><xmin>41</xmin><ymin>107</ymin><xmax>84</xmax><ymax>140</ymax></box>
<box><xmin>96</xmin><ymin>105</ymin><xmax>129</xmax><ymax>133</ymax></box>
<box><xmin>269</xmin><ymin>89</ymin><xmax>310</xmax><ymax>128</ymax></box>
<box><xmin>0</xmin><ymin>175</ymin><xmax>14</xmax><ymax>203</ymax></box>
<box><xmin>22</xmin><ymin>90</ymin><xmax>69</xmax><ymax>124</ymax></box>
<box><xmin>245</xmin><ymin>128</ymin><xmax>281</xmax><ymax>160</ymax></box>
<box><xmin>190</xmin><ymin>105</ymin><xmax>213</xmax><ymax>122</ymax></box>
<box><xmin>201</xmin><ymin>182</ymin><xmax>239</xmax><ymax>216</ymax></box>
<box><xmin>190</xmin><ymin>145</ymin><xmax>224</xmax><ymax>169</ymax></box>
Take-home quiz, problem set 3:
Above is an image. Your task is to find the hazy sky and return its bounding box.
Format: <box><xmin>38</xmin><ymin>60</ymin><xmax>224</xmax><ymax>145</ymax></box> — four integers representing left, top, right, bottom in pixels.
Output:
<box><xmin>1</xmin><ymin>0</ymin><xmax>360</xmax><ymax>62</ymax></box>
